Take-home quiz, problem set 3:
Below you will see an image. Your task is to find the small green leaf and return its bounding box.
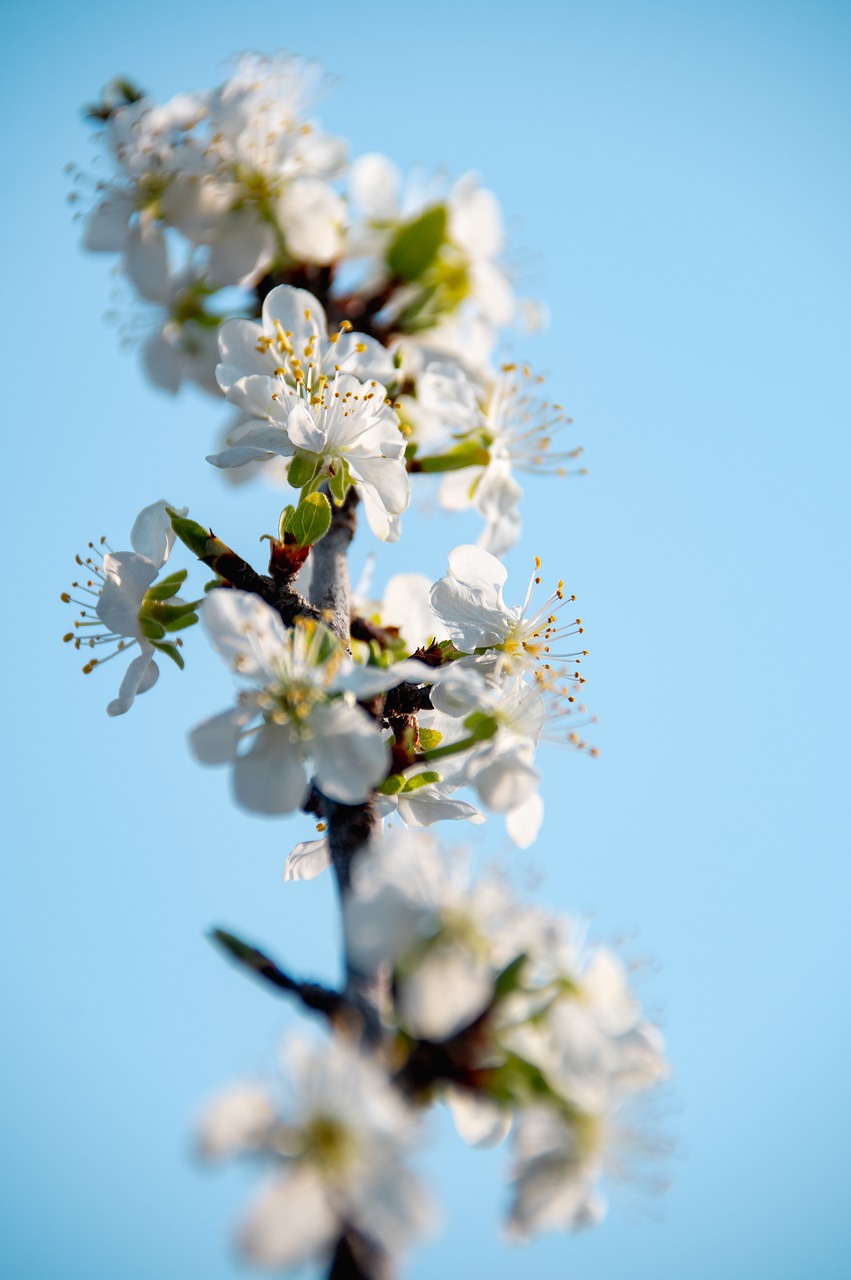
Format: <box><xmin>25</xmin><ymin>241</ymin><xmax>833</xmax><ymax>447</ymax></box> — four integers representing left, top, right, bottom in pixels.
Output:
<box><xmin>388</xmin><ymin>205</ymin><xmax>447</xmax><ymax>281</ymax></box>
<box><xmin>287</xmin><ymin>452</ymin><xmax>319</xmax><ymax>490</ymax></box>
<box><xmin>145</xmin><ymin>569</ymin><xmax>188</xmax><ymax>600</ymax></box>
<box><xmin>167</xmin><ymin>510</ymin><xmax>210</xmax><ymax>558</ymax></box>
<box><xmin>418</xmin><ymin>727</ymin><xmax>443</xmax><ymax>751</ymax></box>
<box><xmin>290</xmin><ymin>492</ymin><xmax>332</xmax><ymax>547</ymax></box>
<box><xmin>377</xmin><ymin>773</ymin><xmax>405</xmax><ymax>796</ymax></box>
<box><xmin>401</xmin><ymin>770</ymin><xmax>441</xmax><ymax>793</ymax></box>
<box><xmin>278</xmin><ymin>505</ymin><xmax>297</xmax><ymax>540</ymax></box>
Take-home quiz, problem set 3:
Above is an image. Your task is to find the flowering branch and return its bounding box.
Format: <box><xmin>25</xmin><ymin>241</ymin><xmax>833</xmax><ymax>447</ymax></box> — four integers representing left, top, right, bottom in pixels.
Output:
<box><xmin>66</xmin><ymin>48</ymin><xmax>672</xmax><ymax>1280</ymax></box>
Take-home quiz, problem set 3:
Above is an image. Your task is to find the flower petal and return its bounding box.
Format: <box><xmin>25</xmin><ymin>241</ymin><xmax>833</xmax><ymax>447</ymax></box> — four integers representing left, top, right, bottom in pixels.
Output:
<box><xmin>107</xmin><ymin>650</ymin><xmax>159</xmax><ymax>717</ymax></box>
<box><xmin>233</xmin><ymin>724</ymin><xmax>309</xmax><ymax>815</ymax></box>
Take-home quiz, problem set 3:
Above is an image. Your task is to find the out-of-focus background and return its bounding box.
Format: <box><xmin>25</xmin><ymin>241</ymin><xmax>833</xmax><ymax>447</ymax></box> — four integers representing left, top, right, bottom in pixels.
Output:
<box><xmin>3</xmin><ymin>1</ymin><xmax>850</xmax><ymax>1276</ymax></box>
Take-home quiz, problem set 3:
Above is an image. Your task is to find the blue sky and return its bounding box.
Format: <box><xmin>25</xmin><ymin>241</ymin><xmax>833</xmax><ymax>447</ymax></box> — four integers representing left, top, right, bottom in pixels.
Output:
<box><xmin>3</xmin><ymin>1</ymin><xmax>850</xmax><ymax>1277</ymax></box>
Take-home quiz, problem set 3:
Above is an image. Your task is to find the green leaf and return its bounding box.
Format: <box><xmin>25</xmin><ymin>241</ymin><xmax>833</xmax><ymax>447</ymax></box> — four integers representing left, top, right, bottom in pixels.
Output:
<box><xmin>377</xmin><ymin>773</ymin><xmax>405</xmax><ymax>796</ymax></box>
<box><xmin>145</xmin><ymin>569</ymin><xmax>188</xmax><ymax>600</ymax></box>
<box><xmin>401</xmin><ymin>770</ymin><xmax>441</xmax><ymax>793</ymax></box>
<box><xmin>167</xmin><ymin>510</ymin><xmax>210</xmax><ymax>558</ymax></box>
<box><xmin>388</xmin><ymin>205</ymin><xmax>447</xmax><ymax>281</ymax></box>
<box><xmin>418</xmin><ymin>727</ymin><xmax>443</xmax><ymax>751</ymax></box>
<box><xmin>278</xmin><ymin>505</ymin><xmax>297</xmax><ymax>540</ymax></box>
<box><xmin>287</xmin><ymin>452</ymin><xmax>319</xmax><ymax>490</ymax></box>
<box><xmin>290</xmin><ymin>492</ymin><xmax>332</xmax><ymax>547</ymax></box>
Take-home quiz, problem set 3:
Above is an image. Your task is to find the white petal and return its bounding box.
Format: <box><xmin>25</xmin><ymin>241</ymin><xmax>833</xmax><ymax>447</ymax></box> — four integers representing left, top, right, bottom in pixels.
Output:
<box><xmin>97</xmin><ymin>552</ymin><xmax>157</xmax><ymax>634</ymax></box>
<box><xmin>261</xmin><ymin>285</ymin><xmax>328</xmax><ymax>350</ymax></box>
<box><xmin>222</xmin><ymin>373</ymin><xmax>280</xmax><ymax>419</ymax></box>
<box><xmin>208</xmin><ymin>210</ymin><xmax>274</xmax><ymax>287</ymax></box>
<box><xmin>130</xmin><ymin>499</ymin><xmax>181</xmax><ymax>568</ymax></box>
<box><xmin>446</xmin><ymin>1087</ymin><xmax>512</xmax><ymax>1149</ymax></box>
<box><xmin>197</xmin><ymin>1085</ymin><xmax>276</xmax><ymax>1159</ymax></box>
<box><xmin>505</xmin><ymin>792</ymin><xmax>544</xmax><ymax>848</ymax></box>
<box><xmin>283</xmin><ymin>837</ymin><xmax>331</xmax><ymax>882</ymax></box>
<box><xmin>311</xmin><ymin>702</ymin><xmax>389</xmax><ymax>804</ymax></box>
<box><xmin>189</xmin><ymin>706</ymin><xmax>250</xmax><ymax>765</ymax></box>
<box><xmin>124</xmin><ymin>220</ymin><xmax>170</xmax><ymax>303</ymax></box>
<box><xmin>107</xmin><ymin>650</ymin><xmax>159</xmax><ymax>717</ymax></box>
<box><xmin>239</xmin><ymin>1172</ymin><xmax>338</xmax><ymax>1269</ymax></box>
<box><xmin>83</xmin><ymin>191</ymin><xmax>134</xmax><ymax>251</ymax></box>
<box><xmin>142</xmin><ymin>332</ymin><xmax>182</xmax><ymax>394</ymax></box>
<box><xmin>217</xmin><ymin>317</ymin><xmax>273</xmax><ymax>375</ymax></box>
<box><xmin>233</xmin><ymin>724</ymin><xmax>309</xmax><ymax>815</ymax></box>
<box><xmin>202</xmin><ymin>591</ymin><xmax>288</xmax><ymax>682</ymax></box>
<box><xmin>285</xmin><ymin>402</ymin><xmax>326</xmax><ymax>453</ymax></box>
<box><xmin>398</xmin><ymin>940</ymin><xmax>493</xmax><ymax>1041</ymax></box>
<box><xmin>350</xmin><ymin>153</ymin><xmax>401</xmax><ymax>221</ymax></box>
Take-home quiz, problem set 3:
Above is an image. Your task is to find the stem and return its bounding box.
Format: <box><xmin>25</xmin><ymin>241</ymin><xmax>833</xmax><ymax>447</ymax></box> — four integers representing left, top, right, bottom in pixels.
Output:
<box><xmin>327</xmin><ymin>1229</ymin><xmax>391</xmax><ymax>1280</ymax></box>
<box><xmin>309</xmin><ymin>489</ymin><xmax>386</xmax><ymax>1048</ymax></box>
<box><xmin>309</xmin><ymin>487</ymin><xmax>358</xmax><ymax>649</ymax></box>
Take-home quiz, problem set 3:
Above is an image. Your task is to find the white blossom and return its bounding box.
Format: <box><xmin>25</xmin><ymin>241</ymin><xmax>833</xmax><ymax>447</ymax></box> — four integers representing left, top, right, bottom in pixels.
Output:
<box><xmin>62</xmin><ymin>500</ymin><xmax>190</xmax><ymax>715</ymax></box>
<box><xmin>208</xmin><ymin>285</ymin><xmax>408</xmax><ymax>541</ymax></box>
<box><xmin>191</xmin><ymin>591</ymin><xmax>432</xmax><ymax>813</ymax></box>
<box><xmin>345</xmin><ymin>830</ymin><xmax>530</xmax><ymax>1041</ymax></box>
<box><xmin>197</xmin><ymin>1035</ymin><xmax>433</xmax><ymax>1269</ymax></box>
<box><xmin>417</xmin><ymin>360</ymin><xmax>581</xmax><ymax>555</ymax></box>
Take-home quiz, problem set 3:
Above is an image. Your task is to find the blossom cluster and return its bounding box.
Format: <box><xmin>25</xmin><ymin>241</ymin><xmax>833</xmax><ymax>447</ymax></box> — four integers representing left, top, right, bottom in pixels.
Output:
<box><xmin>75</xmin><ymin>51</ymin><xmax>582</xmax><ymax>554</ymax></box>
<box><xmin>66</xmin><ymin>47</ymin><xmax>671</xmax><ymax>1280</ymax></box>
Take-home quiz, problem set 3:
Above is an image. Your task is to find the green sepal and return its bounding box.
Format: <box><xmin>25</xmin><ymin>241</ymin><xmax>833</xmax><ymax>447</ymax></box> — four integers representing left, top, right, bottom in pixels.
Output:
<box><xmin>162</xmin><ymin>612</ymin><xmax>199</xmax><ymax>634</ymax></box>
<box><xmin>145</xmin><ymin>569</ymin><xmax>188</xmax><ymax>600</ymax></box>
<box><xmin>138</xmin><ymin>616</ymin><xmax>166</xmax><ymax>641</ymax></box>
<box><xmin>493</xmin><ymin>953</ymin><xmax>528</xmax><ymax>1001</ymax></box>
<box><xmin>415</xmin><ymin>441</ymin><xmax>491</xmax><ymax>473</ymax></box>
<box><xmin>327</xmin><ymin>459</ymin><xmax>351</xmax><ymax>504</ymax></box>
<box><xmin>417</xmin><ymin>727</ymin><xmax>443</xmax><ymax>751</ymax></box>
<box><xmin>437</xmin><ymin>639</ymin><xmax>464</xmax><ymax>662</ymax></box>
<box><xmin>377</xmin><ymin>773</ymin><xmax>406</xmax><ymax>796</ymax></box>
<box><xmin>401</xmin><ymin>770</ymin><xmax>441</xmax><ymax>793</ymax></box>
<box><xmin>287</xmin><ymin>452</ymin><xmax>320</xmax><ymax>490</ymax></box>
<box><xmin>290</xmin><ymin>492</ymin><xmax>332</xmax><ymax>547</ymax></box>
<box><xmin>463</xmin><ymin>711</ymin><xmax>499</xmax><ymax>741</ymax></box>
<box><xmin>151</xmin><ymin>640</ymin><xmax>185</xmax><ymax>670</ymax></box>
<box><xmin>388</xmin><ymin>205</ymin><xmax>447</xmax><ymax>281</ymax></box>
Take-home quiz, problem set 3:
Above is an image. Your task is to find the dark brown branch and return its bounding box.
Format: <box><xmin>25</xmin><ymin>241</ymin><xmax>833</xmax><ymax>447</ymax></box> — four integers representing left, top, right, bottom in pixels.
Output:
<box><xmin>210</xmin><ymin>929</ymin><xmax>345</xmax><ymax>1022</ymax></box>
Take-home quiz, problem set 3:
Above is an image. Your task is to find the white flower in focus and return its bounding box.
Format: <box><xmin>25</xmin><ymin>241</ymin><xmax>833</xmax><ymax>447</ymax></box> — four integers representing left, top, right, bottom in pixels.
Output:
<box><xmin>208</xmin><ymin>286</ymin><xmax>408</xmax><ymax>541</ymax></box>
<box><xmin>197</xmin><ymin>1035</ymin><xmax>433</xmax><ymax>1269</ymax></box>
<box><xmin>191</xmin><ymin>591</ymin><xmax>433</xmax><ymax>813</ymax></box>
<box><xmin>417</xmin><ymin>360</ymin><xmax>582</xmax><ymax>556</ymax></box>
<box><xmin>430</xmin><ymin>545</ymin><xmax>585</xmax><ymax>681</ymax></box>
<box><xmin>62</xmin><ymin>500</ymin><xmax>190</xmax><ymax>716</ymax></box>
